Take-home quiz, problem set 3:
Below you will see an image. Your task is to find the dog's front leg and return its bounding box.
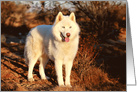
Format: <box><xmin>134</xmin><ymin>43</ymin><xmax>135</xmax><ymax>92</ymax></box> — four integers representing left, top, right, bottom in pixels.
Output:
<box><xmin>55</xmin><ymin>60</ymin><xmax>64</xmax><ymax>86</ymax></box>
<box><xmin>65</xmin><ymin>61</ymin><xmax>73</xmax><ymax>87</ymax></box>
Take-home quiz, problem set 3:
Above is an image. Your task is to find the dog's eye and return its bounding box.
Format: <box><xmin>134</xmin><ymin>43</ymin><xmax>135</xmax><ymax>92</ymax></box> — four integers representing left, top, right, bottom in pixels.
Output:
<box><xmin>69</xmin><ymin>26</ymin><xmax>72</xmax><ymax>28</ymax></box>
<box><xmin>62</xmin><ymin>26</ymin><xmax>65</xmax><ymax>28</ymax></box>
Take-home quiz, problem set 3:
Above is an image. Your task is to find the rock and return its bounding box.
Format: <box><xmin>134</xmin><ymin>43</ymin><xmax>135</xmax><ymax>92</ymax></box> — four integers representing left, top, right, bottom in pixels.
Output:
<box><xmin>1</xmin><ymin>34</ymin><xmax>6</xmax><ymax>43</ymax></box>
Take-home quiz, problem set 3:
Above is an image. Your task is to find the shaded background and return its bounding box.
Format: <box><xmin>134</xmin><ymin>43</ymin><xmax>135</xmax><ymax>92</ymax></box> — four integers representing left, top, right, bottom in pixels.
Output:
<box><xmin>1</xmin><ymin>1</ymin><xmax>126</xmax><ymax>91</ymax></box>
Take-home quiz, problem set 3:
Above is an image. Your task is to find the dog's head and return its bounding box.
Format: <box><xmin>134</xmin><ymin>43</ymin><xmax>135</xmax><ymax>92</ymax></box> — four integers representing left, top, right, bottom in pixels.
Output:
<box><xmin>52</xmin><ymin>12</ymin><xmax>80</xmax><ymax>42</ymax></box>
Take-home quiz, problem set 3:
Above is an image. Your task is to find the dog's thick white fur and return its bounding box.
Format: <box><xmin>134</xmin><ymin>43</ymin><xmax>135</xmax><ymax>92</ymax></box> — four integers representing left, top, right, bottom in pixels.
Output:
<box><xmin>24</xmin><ymin>12</ymin><xmax>80</xmax><ymax>87</ymax></box>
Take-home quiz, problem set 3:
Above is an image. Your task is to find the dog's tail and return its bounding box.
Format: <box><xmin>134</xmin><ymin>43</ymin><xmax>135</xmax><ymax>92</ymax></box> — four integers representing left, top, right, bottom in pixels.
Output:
<box><xmin>24</xmin><ymin>33</ymin><xmax>34</xmax><ymax>65</ymax></box>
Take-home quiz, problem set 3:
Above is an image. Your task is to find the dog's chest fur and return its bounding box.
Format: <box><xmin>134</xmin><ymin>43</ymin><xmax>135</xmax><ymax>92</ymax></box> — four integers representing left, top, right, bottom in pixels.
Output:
<box><xmin>44</xmin><ymin>38</ymin><xmax>77</xmax><ymax>62</ymax></box>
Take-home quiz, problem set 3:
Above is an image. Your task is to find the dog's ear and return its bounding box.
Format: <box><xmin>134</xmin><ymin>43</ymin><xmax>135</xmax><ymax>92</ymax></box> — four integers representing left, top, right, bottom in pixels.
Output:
<box><xmin>55</xmin><ymin>12</ymin><xmax>63</xmax><ymax>24</ymax></box>
<box><xmin>70</xmin><ymin>12</ymin><xmax>76</xmax><ymax>22</ymax></box>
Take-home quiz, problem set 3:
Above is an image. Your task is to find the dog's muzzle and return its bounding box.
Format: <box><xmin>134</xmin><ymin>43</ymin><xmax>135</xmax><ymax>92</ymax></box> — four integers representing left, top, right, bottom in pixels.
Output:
<box><xmin>60</xmin><ymin>32</ymin><xmax>70</xmax><ymax>42</ymax></box>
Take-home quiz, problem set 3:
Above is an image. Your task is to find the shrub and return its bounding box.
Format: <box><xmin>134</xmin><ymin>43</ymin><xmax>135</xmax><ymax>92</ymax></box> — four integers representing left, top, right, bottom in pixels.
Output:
<box><xmin>71</xmin><ymin>1</ymin><xmax>126</xmax><ymax>42</ymax></box>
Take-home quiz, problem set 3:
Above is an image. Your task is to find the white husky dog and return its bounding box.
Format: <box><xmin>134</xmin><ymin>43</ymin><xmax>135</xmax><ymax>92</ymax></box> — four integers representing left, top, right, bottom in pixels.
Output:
<box><xmin>24</xmin><ymin>12</ymin><xmax>80</xmax><ymax>87</ymax></box>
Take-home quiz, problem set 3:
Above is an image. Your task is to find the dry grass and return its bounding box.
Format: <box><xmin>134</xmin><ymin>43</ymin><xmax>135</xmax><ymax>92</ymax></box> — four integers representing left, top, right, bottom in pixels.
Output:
<box><xmin>72</xmin><ymin>1</ymin><xmax>126</xmax><ymax>41</ymax></box>
<box><xmin>1</xmin><ymin>1</ymin><xmax>27</xmax><ymax>27</ymax></box>
<box><xmin>72</xmin><ymin>35</ymin><xmax>126</xmax><ymax>91</ymax></box>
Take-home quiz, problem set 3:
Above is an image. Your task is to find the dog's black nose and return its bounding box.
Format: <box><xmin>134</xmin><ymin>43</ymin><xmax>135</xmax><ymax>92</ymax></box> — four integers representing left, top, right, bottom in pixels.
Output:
<box><xmin>66</xmin><ymin>33</ymin><xmax>70</xmax><ymax>37</ymax></box>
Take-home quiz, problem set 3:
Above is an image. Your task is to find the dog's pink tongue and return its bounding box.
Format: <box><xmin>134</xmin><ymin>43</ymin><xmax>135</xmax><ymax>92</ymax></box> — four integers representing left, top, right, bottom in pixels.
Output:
<box><xmin>65</xmin><ymin>37</ymin><xmax>69</xmax><ymax>42</ymax></box>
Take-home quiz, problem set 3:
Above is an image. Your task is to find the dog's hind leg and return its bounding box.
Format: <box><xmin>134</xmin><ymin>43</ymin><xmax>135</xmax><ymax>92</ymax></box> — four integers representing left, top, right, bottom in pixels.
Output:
<box><xmin>39</xmin><ymin>54</ymin><xmax>49</xmax><ymax>80</ymax></box>
<box><xmin>28</xmin><ymin>58</ymin><xmax>38</xmax><ymax>82</ymax></box>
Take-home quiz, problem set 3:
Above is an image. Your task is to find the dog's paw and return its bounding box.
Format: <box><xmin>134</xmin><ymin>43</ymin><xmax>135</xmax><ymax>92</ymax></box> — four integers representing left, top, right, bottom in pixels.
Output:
<box><xmin>41</xmin><ymin>77</ymin><xmax>47</xmax><ymax>80</ymax></box>
<box><xmin>28</xmin><ymin>78</ymin><xmax>34</xmax><ymax>82</ymax></box>
<box><xmin>59</xmin><ymin>85</ymin><xmax>65</xmax><ymax>87</ymax></box>
<box><xmin>41</xmin><ymin>76</ymin><xmax>50</xmax><ymax>80</ymax></box>
<box><xmin>65</xmin><ymin>84</ymin><xmax>72</xmax><ymax>88</ymax></box>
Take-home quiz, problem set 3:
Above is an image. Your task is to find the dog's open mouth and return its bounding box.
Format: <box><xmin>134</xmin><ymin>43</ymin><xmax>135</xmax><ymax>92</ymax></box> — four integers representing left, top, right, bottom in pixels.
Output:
<box><xmin>60</xmin><ymin>32</ymin><xmax>69</xmax><ymax>42</ymax></box>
